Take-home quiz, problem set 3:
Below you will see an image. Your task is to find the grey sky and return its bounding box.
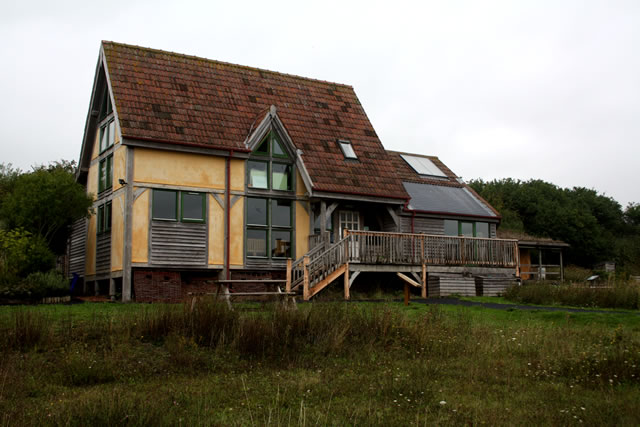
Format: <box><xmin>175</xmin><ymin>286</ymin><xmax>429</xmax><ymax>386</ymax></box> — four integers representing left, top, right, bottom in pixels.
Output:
<box><xmin>1</xmin><ymin>0</ymin><xmax>638</xmax><ymax>207</ymax></box>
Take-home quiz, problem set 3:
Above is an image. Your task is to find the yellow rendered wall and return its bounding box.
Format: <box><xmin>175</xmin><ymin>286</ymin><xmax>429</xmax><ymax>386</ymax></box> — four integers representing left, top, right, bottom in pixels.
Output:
<box><xmin>295</xmin><ymin>201</ymin><xmax>310</xmax><ymax>258</ymax></box>
<box><xmin>131</xmin><ymin>188</ymin><xmax>149</xmax><ymax>263</ymax></box>
<box><xmin>85</xmin><ymin>214</ymin><xmax>96</xmax><ymax>276</ymax></box>
<box><xmin>208</xmin><ymin>195</ymin><xmax>224</xmax><ymax>265</ymax></box>
<box><xmin>112</xmin><ymin>145</ymin><xmax>126</xmax><ymax>192</ymax></box>
<box><xmin>230</xmin><ymin>158</ymin><xmax>245</xmax><ymax>191</ymax></box>
<box><xmin>296</xmin><ymin>170</ymin><xmax>307</xmax><ymax>196</ymax></box>
<box><xmin>229</xmin><ymin>196</ymin><xmax>244</xmax><ymax>266</ymax></box>
<box><xmin>111</xmin><ymin>193</ymin><xmax>124</xmax><ymax>271</ymax></box>
<box><xmin>133</xmin><ymin>148</ymin><xmax>226</xmax><ymax>189</ymax></box>
<box><xmin>87</xmin><ymin>162</ymin><xmax>98</xmax><ymax>201</ymax></box>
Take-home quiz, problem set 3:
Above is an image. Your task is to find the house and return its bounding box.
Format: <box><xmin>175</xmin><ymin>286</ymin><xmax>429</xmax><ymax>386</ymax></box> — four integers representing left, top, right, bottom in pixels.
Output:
<box><xmin>69</xmin><ymin>41</ymin><xmax>519</xmax><ymax>302</ymax></box>
<box><xmin>496</xmin><ymin>230</ymin><xmax>569</xmax><ymax>281</ymax></box>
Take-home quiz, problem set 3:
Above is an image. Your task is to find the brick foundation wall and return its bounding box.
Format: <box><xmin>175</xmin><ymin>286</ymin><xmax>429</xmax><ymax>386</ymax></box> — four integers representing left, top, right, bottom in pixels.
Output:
<box><xmin>133</xmin><ymin>270</ymin><xmax>181</xmax><ymax>303</ymax></box>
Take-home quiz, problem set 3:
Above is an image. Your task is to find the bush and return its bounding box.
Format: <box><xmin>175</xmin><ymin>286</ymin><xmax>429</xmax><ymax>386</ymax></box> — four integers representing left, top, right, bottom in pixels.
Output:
<box><xmin>0</xmin><ymin>270</ymin><xmax>69</xmax><ymax>300</ymax></box>
<box><xmin>0</xmin><ymin>228</ymin><xmax>55</xmax><ymax>277</ymax></box>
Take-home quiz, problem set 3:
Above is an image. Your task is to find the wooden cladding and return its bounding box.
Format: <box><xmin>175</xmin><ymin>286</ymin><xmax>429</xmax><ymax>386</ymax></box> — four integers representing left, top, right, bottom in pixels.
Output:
<box><xmin>68</xmin><ymin>218</ymin><xmax>87</xmax><ymax>277</ymax></box>
<box><xmin>150</xmin><ymin>221</ymin><xmax>207</xmax><ymax>266</ymax></box>
<box><xmin>96</xmin><ymin>232</ymin><xmax>111</xmax><ymax>273</ymax></box>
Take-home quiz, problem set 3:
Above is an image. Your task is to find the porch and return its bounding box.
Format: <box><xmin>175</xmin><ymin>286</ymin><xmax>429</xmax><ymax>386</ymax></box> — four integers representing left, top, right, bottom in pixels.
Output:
<box><xmin>288</xmin><ymin>230</ymin><xmax>520</xmax><ymax>300</ymax></box>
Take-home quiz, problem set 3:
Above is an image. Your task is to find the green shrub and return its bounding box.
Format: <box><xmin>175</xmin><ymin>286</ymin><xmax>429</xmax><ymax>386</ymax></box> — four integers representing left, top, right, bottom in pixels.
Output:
<box><xmin>0</xmin><ymin>270</ymin><xmax>69</xmax><ymax>300</ymax></box>
<box><xmin>0</xmin><ymin>228</ymin><xmax>55</xmax><ymax>277</ymax></box>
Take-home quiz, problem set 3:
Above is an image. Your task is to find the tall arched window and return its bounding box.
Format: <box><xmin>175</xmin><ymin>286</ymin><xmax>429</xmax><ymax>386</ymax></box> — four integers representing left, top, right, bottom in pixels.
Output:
<box><xmin>246</xmin><ymin>131</ymin><xmax>295</xmax><ymax>260</ymax></box>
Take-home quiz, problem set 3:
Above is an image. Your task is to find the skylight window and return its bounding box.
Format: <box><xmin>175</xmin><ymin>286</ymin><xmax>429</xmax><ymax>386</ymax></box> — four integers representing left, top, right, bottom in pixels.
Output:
<box><xmin>400</xmin><ymin>154</ymin><xmax>447</xmax><ymax>177</ymax></box>
<box><xmin>338</xmin><ymin>140</ymin><xmax>357</xmax><ymax>159</ymax></box>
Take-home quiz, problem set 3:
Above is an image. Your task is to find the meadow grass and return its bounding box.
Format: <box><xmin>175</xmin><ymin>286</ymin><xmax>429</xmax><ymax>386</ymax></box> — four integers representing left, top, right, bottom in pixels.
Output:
<box><xmin>0</xmin><ymin>300</ymin><xmax>639</xmax><ymax>426</ymax></box>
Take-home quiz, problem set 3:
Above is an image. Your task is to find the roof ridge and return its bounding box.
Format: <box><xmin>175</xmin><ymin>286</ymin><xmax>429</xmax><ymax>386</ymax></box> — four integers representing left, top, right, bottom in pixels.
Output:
<box><xmin>387</xmin><ymin>149</ymin><xmax>439</xmax><ymax>160</ymax></box>
<box><xmin>102</xmin><ymin>40</ymin><xmax>354</xmax><ymax>89</ymax></box>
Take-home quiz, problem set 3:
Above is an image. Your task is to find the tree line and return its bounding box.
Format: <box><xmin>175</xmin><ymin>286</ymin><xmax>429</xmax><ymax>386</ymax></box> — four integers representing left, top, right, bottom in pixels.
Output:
<box><xmin>469</xmin><ymin>178</ymin><xmax>640</xmax><ymax>274</ymax></box>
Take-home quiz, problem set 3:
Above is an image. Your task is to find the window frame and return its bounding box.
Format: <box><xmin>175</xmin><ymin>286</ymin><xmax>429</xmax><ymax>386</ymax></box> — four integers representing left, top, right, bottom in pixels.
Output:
<box><xmin>246</xmin><ymin>132</ymin><xmax>293</xmax><ymax>192</ymax></box>
<box><xmin>444</xmin><ymin>219</ymin><xmax>491</xmax><ymax>238</ymax></box>
<box><xmin>152</xmin><ymin>189</ymin><xmax>206</xmax><ymax>224</ymax></box>
<box><xmin>180</xmin><ymin>191</ymin><xmax>206</xmax><ymax>223</ymax></box>
<box><xmin>338</xmin><ymin>139</ymin><xmax>358</xmax><ymax>160</ymax></box>
<box><xmin>98</xmin><ymin>154</ymin><xmax>113</xmax><ymax>193</ymax></box>
<box><xmin>246</xmin><ymin>197</ymin><xmax>293</xmax><ymax>260</ymax></box>
<box><xmin>97</xmin><ymin>202</ymin><xmax>112</xmax><ymax>234</ymax></box>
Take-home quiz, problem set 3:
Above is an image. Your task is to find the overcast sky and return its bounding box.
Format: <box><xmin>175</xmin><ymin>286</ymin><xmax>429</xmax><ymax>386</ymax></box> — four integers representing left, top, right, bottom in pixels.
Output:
<box><xmin>1</xmin><ymin>0</ymin><xmax>638</xmax><ymax>207</ymax></box>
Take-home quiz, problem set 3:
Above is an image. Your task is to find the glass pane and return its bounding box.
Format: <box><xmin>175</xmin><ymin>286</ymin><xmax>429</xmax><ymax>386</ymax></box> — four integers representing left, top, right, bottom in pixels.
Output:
<box><xmin>272</xmin><ymin>134</ymin><xmax>288</xmax><ymax>157</ymax></box>
<box><xmin>105</xmin><ymin>203</ymin><xmax>112</xmax><ymax>230</ymax></box>
<box><xmin>97</xmin><ymin>205</ymin><xmax>104</xmax><ymax>233</ymax></box>
<box><xmin>182</xmin><ymin>192</ymin><xmax>204</xmax><ymax>221</ymax></box>
<box><xmin>247</xmin><ymin>229</ymin><xmax>267</xmax><ymax>257</ymax></box>
<box><xmin>108</xmin><ymin>121</ymin><xmax>115</xmax><ymax>147</ymax></box>
<box><xmin>460</xmin><ymin>222</ymin><xmax>473</xmax><ymax>237</ymax></box>
<box><xmin>247</xmin><ymin>198</ymin><xmax>267</xmax><ymax>226</ymax></box>
<box><xmin>106</xmin><ymin>156</ymin><xmax>112</xmax><ymax>189</ymax></box>
<box><xmin>153</xmin><ymin>190</ymin><xmax>177</xmax><ymax>220</ymax></box>
<box><xmin>271</xmin><ymin>199</ymin><xmax>291</xmax><ymax>227</ymax></box>
<box><xmin>444</xmin><ymin>220</ymin><xmax>458</xmax><ymax>236</ymax></box>
<box><xmin>248</xmin><ymin>160</ymin><xmax>268</xmax><ymax>189</ymax></box>
<box><xmin>313</xmin><ymin>215</ymin><xmax>332</xmax><ymax>231</ymax></box>
<box><xmin>255</xmin><ymin>137</ymin><xmax>268</xmax><ymax>155</ymax></box>
<box><xmin>475</xmin><ymin>222</ymin><xmax>489</xmax><ymax>238</ymax></box>
<box><xmin>339</xmin><ymin>141</ymin><xmax>357</xmax><ymax>159</ymax></box>
<box><xmin>100</xmin><ymin>126</ymin><xmax>108</xmax><ymax>151</ymax></box>
<box><xmin>272</xmin><ymin>163</ymin><xmax>291</xmax><ymax>191</ymax></box>
<box><xmin>272</xmin><ymin>230</ymin><xmax>291</xmax><ymax>258</ymax></box>
<box><xmin>99</xmin><ymin>160</ymin><xmax>106</xmax><ymax>191</ymax></box>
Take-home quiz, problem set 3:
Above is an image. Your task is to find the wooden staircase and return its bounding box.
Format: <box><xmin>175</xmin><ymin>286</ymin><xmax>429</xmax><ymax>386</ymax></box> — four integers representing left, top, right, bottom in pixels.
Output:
<box><xmin>288</xmin><ymin>235</ymin><xmax>351</xmax><ymax>300</ymax></box>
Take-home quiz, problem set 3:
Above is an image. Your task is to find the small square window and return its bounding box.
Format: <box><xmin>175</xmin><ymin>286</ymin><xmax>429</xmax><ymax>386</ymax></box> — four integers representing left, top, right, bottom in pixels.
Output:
<box><xmin>181</xmin><ymin>192</ymin><xmax>205</xmax><ymax>222</ymax></box>
<box><xmin>338</xmin><ymin>140</ymin><xmax>357</xmax><ymax>159</ymax></box>
<box><xmin>152</xmin><ymin>190</ymin><xmax>178</xmax><ymax>221</ymax></box>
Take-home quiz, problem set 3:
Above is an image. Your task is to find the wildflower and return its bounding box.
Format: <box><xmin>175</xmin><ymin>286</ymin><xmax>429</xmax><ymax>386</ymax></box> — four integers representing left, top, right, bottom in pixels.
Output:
<box><xmin>440</xmin><ymin>401</ymin><xmax>446</xmax><ymax>405</ymax></box>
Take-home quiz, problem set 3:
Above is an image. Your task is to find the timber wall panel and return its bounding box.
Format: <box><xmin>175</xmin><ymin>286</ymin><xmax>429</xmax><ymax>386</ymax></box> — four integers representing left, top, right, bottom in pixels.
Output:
<box><xmin>475</xmin><ymin>276</ymin><xmax>515</xmax><ymax>296</ymax></box>
<box><xmin>68</xmin><ymin>218</ymin><xmax>87</xmax><ymax>277</ymax></box>
<box><xmin>400</xmin><ymin>216</ymin><xmax>444</xmax><ymax>235</ymax></box>
<box><xmin>150</xmin><ymin>221</ymin><xmax>207</xmax><ymax>266</ymax></box>
<box><xmin>428</xmin><ymin>274</ymin><xmax>476</xmax><ymax>297</ymax></box>
<box><xmin>95</xmin><ymin>233</ymin><xmax>111</xmax><ymax>274</ymax></box>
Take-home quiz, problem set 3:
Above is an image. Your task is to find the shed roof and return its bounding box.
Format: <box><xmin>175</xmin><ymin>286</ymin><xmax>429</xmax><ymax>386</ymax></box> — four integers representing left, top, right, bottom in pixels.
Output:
<box><xmin>101</xmin><ymin>41</ymin><xmax>407</xmax><ymax>200</ymax></box>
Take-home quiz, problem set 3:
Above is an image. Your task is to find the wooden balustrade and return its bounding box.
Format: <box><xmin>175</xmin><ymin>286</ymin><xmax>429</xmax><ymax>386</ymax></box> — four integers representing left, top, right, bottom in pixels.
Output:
<box><xmin>346</xmin><ymin>231</ymin><xmax>518</xmax><ymax>268</ymax></box>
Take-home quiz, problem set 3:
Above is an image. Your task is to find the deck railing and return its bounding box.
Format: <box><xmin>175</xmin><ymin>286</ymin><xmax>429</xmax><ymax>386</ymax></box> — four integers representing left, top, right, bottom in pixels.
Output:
<box><xmin>346</xmin><ymin>230</ymin><xmax>518</xmax><ymax>268</ymax></box>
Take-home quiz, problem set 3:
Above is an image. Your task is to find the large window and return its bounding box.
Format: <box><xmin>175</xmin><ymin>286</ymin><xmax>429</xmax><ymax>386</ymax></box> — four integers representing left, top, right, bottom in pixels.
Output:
<box><xmin>444</xmin><ymin>220</ymin><xmax>490</xmax><ymax>238</ymax></box>
<box><xmin>247</xmin><ymin>132</ymin><xmax>292</xmax><ymax>191</ymax></box>
<box><xmin>246</xmin><ymin>197</ymin><xmax>292</xmax><ymax>258</ymax></box>
<box><xmin>99</xmin><ymin>119</ymin><xmax>115</xmax><ymax>153</ymax></box>
<box><xmin>246</xmin><ymin>131</ymin><xmax>295</xmax><ymax>260</ymax></box>
<box><xmin>98</xmin><ymin>155</ymin><xmax>113</xmax><ymax>193</ymax></box>
<box><xmin>152</xmin><ymin>189</ymin><xmax>205</xmax><ymax>223</ymax></box>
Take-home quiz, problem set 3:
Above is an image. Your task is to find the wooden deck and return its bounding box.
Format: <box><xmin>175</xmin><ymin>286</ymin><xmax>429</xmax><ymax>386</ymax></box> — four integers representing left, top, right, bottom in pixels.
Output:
<box><xmin>288</xmin><ymin>230</ymin><xmax>519</xmax><ymax>300</ymax></box>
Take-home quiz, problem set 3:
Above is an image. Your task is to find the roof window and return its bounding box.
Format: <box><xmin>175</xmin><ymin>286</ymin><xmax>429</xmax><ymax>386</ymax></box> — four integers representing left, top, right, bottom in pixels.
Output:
<box><xmin>400</xmin><ymin>154</ymin><xmax>446</xmax><ymax>177</ymax></box>
<box><xmin>338</xmin><ymin>140</ymin><xmax>357</xmax><ymax>159</ymax></box>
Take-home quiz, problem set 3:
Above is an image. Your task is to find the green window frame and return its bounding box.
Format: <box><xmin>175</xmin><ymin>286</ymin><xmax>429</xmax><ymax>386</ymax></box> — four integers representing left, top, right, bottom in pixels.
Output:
<box><xmin>97</xmin><ymin>202</ymin><xmax>112</xmax><ymax>234</ymax></box>
<box><xmin>152</xmin><ymin>189</ymin><xmax>205</xmax><ymax>223</ymax></box>
<box><xmin>246</xmin><ymin>196</ymin><xmax>292</xmax><ymax>259</ymax></box>
<box><xmin>98</xmin><ymin>155</ymin><xmax>113</xmax><ymax>193</ymax></box>
<box><xmin>99</xmin><ymin>119</ymin><xmax>115</xmax><ymax>153</ymax></box>
<box><xmin>444</xmin><ymin>220</ymin><xmax>491</xmax><ymax>238</ymax></box>
<box><xmin>180</xmin><ymin>192</ymin><xmax>206</xmax><ymax>223</ymax></box>
<box><xmin>247</xmin><ymin>132</ymin><xmax>292</xmax><ymax>192</ymax></box>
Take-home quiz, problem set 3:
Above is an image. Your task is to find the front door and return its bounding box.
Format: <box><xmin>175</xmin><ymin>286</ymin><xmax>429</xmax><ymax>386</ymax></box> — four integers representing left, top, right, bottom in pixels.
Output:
<box><xmin>339</xmin><ymin>210</ymin><xmax>360</xmax><ymax>260</ymax></box>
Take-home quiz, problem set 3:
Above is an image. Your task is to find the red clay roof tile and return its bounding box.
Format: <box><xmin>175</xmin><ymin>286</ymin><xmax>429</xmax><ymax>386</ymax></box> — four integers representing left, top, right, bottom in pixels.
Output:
<box><xmin>103</xmin><ymin>41</ymin><xmax>407</xmax><ymax>200</ymax></box>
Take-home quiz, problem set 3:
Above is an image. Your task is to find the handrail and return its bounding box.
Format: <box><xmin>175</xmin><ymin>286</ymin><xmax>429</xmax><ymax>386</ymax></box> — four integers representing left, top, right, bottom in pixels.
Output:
<box><xmin>305</xmin><ymin>235</ymin><xmax>350</xmax><ymax>289</ymax></box>
<box><xmin>291</xmin><ymin>239</ymin><xmax>329</xmax><ymax>290</ymax></box>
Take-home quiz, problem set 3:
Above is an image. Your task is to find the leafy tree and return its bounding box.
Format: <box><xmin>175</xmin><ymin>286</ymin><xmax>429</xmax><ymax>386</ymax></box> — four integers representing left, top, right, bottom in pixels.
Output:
<box><xmin>469</xmin><ymin>178</ymin><xmax>635</xmax><ymax>270</ymax></box>
<box><xmin>0</xmin><ymin>161</ymin><xmax>93</xmax><ymax>255</ymax></box>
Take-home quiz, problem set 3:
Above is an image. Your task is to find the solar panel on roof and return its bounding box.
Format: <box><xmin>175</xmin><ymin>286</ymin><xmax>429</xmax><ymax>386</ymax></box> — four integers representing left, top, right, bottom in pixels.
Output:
<box><xmin>400</xmin><ymin>154</ymin><xmax>447</xmax><ymax>177</ymax></box>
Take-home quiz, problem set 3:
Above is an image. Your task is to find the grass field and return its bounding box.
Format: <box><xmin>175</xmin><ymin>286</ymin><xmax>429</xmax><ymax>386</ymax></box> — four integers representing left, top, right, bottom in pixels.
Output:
<box><xmin>1</xmin><ymin>300</ymin><xmax>639</xmax><ymax>426</ymax></box>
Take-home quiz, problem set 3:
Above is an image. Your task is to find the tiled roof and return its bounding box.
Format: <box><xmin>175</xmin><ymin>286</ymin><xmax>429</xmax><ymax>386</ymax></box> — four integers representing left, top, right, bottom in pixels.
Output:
<box><xmin>102</xmin><ymin>41</ymin><xmax>408</xmax><ymax>200</ymax></box>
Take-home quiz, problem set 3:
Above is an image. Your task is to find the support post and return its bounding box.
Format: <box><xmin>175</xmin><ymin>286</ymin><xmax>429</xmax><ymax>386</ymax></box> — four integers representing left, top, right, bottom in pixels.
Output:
<box><xmin>559</xmin><ymin>250</ymin><xmax>564</xmax><ymax>282</ymax></box>
<box><xmin>122</xmin><ymin>145</ymin><xmax>134</xmax><ymax>302</ymax></box>
<box><xmin>515</xmin><ymin>241</ymin><xmax>521</xmax><ymax>280</ymax></box>
<box><xmin>303</xmin><ymin>255</ymin><xmax>310</xmax><ymax>301</ymax></box>
<box><xmin>538</xmin><ymin>249</ymin><xmax>543</xmax><ymax>281</ymax></box>
<box><xmin>286</xmin><ymin>258</ymin><xmax>292</xmax><ymax>293</ymax></box>
<box><xmin>109</xmin><ymin>277</ymin><xmax>116</xmax><ymax>301</ymax></box>
<box><xmin>421</xmin><ymin>263</ymin><xmax>427</xmax><ymax>298</ymax></box>
<box><xmin>404</xmin><ymin>283</ymin><xmax>410</xmax><ymax>306</ymax></box>
<box><xmin>344</xmin><ymin>263</ymin><xmax>350</xmax><ymax>300</ymax></box>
